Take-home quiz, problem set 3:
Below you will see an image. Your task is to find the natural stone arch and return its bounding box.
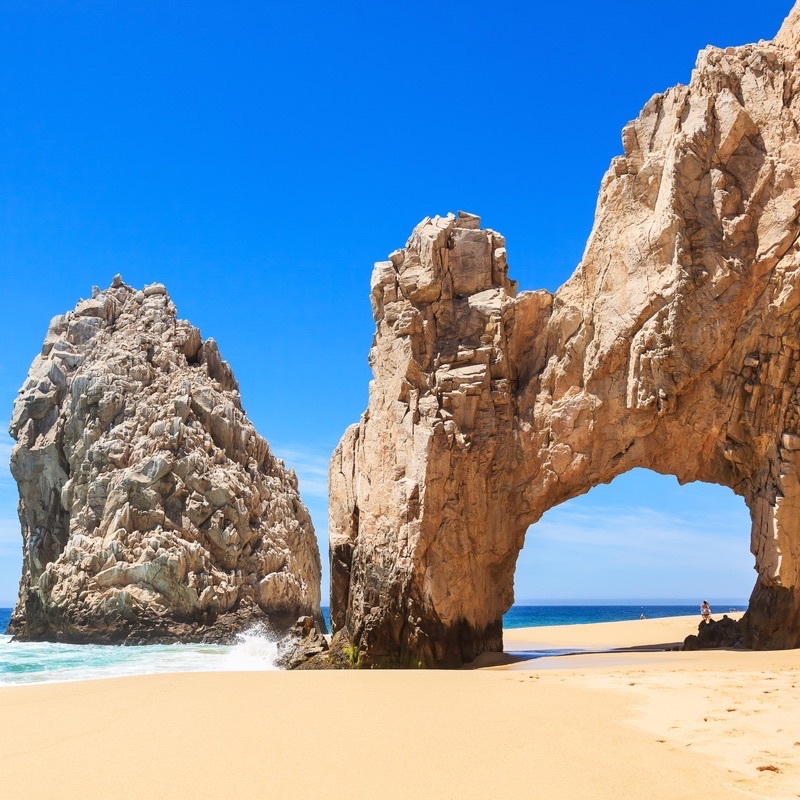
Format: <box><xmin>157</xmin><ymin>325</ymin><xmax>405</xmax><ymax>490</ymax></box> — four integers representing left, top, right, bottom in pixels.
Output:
<box><xmin>329</xmin><ymin>7</ymin><xmax>800</xmax><ymax>666</ymax></box>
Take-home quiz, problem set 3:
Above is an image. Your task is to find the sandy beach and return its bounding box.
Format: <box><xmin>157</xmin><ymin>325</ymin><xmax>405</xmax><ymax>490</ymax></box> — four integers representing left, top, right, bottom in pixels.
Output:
<box><xmin>1</xmin><ymin>614</ymin><xmax>799</xmax><ymax>800</ymax></box>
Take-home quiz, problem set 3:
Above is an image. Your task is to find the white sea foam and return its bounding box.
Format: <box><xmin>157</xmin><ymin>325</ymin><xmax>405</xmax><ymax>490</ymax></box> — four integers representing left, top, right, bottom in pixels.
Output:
<box><xmin>221</xmin><ymin>625</ymin><xmax>281</xmax><ymax>671</ymax></box>
<box><xmin>0</xmin><ymin>628</ymin><xmax>279</xmax><ymax>687</ymax></box>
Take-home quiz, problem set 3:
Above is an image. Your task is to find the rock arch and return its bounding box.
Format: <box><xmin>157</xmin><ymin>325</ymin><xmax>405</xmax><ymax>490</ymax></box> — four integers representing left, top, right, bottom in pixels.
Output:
<box><xmin>329</xmin><ymin>7</ymin><xmax>800</xmax><ymax>666</ymax></box>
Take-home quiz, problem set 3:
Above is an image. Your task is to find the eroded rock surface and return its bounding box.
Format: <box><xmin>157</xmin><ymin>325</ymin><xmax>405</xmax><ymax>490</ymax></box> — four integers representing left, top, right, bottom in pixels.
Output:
<box><xmin>331</xmin><ymin>6</ymin><xmax>800</xmax><ymax>666</ymax></box>
<box><xmin>9</xmin><ymin>277</ymin><xmax>323</xmax><ymax>643</ymax></box>
<box><xmin>684</xmin><ymin>616</ymin><xmax>745</xmax><ymax>650</ymax></box>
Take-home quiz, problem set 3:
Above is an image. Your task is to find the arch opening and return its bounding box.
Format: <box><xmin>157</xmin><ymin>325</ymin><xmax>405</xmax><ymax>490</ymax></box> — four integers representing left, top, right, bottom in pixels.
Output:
<box><xmin>511</xmin><ymin>468</ymin><xmax>753</xmax><ymax>620</ymax></box>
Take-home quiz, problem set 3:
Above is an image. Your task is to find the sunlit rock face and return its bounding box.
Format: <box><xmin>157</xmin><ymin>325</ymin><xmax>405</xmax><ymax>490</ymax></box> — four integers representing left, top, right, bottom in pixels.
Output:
<box><xmin>330</xmin><ymin>5</ymin><xmax>800</xmax><ymax>666</ymax></box>
<box><xmin>8</xmin><ymin>277</ymin><xmax>323</xmax><ymax>643</ymax></box>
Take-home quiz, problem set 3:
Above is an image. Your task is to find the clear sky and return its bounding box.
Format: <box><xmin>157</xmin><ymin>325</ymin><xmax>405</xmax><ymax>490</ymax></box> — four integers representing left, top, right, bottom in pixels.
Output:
<box><xmin>1</xmin><ymin>0</ymin><xmax>792</xmax><ymax>608</ymax></box>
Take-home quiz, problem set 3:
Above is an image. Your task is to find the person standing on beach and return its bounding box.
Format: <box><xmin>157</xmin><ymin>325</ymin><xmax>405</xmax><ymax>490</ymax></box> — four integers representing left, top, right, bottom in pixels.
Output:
<box><xmin>700</xmin><ymin>600</ymin><xmax>712</xmax><ymax>624</ymax></box>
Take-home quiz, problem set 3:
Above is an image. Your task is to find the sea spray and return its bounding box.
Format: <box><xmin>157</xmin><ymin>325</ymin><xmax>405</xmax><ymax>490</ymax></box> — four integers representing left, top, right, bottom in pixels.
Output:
<box><xmin>0</xmin><ymin>627</ymin><xmax>279</xmax><ymax>687</ymax></box>
<box><xmin>221</xmin><ymin>624</ymin><xmax>281</xmax><ymax>671</ymax></box>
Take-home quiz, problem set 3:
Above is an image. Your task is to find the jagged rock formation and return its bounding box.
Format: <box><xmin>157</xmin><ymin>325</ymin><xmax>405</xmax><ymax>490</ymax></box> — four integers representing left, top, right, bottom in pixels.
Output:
<box><xmin>8</xmin><ymin>277</ymin><xmax>323</xmax><ymax>643</ymax></box>
<box><xmin>683</xmin><ymin>616</ymin><xmax>745</xmax><ymax>650</ymax></box>
<box><xmin>276</xmin><ymin>615</ymin><xmax>330</xmax><ymax>669</ymax></box>
<box><xmin>330</xmin><ymin>6</ymin><xmax>800</xmax><ymax>666</ymax></box>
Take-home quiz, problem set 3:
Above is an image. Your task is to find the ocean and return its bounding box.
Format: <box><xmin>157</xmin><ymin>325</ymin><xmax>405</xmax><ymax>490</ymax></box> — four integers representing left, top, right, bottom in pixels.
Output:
<box><xmin>502</xmin><ymin>603</ymin><xmax>747</xmax><ymax>628</ymax></box>
<box><xmin>0</xmin><ymin>603</ymin><xmax>746</xmax><ymax>686</ymax></box>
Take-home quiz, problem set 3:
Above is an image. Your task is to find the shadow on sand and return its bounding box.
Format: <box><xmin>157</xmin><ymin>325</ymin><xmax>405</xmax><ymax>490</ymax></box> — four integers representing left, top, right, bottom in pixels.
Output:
<box><xmin>464</xmin><ymin>640</ymin><xmax>687</xmax><ymax>670</ymax></box>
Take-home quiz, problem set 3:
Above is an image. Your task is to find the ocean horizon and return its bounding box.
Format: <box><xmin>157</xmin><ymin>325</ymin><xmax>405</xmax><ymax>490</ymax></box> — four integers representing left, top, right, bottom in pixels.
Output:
<box><xmin>0</xmin><ymin>602</ymin><xmax>748</xmax><ymax>686</ymax></box>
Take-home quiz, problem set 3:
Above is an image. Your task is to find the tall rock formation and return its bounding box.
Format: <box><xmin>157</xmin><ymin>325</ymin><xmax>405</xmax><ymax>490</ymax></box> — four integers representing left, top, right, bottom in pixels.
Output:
<box><xmin>9</xmin><ymin>277</ymin><xmax>323</xmax><ymax>643</ymax></box>
<box><xmin>330</xmin><ymin>5</ymin><xmax>800</xmax><ymax>666</ymax></box>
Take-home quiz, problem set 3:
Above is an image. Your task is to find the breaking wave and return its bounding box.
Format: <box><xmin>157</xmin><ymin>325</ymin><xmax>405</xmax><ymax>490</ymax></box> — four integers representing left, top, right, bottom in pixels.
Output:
<box><xmin>221</xmin><ymin>625</ymin><xmax>281</xmax><ymax>671</ymax></box>
<box><xmin>0</xmin><ymin>625</ymin><xmax>280</xmax><ymax>687</ymax></box>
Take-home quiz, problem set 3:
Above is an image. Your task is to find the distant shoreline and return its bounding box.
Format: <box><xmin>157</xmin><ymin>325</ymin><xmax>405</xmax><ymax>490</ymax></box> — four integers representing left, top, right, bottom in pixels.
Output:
<box><xmin>2</xmin><ymin>602</ymin><xmax>749</xmax><ymax>637</ymax></box>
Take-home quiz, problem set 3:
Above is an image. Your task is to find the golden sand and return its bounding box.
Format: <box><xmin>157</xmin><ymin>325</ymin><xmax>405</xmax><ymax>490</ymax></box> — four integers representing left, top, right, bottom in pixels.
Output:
<box><xmin>0</xmin><ymin>614</ymin><xmax>797</xmax><ymax>799</ymax></box>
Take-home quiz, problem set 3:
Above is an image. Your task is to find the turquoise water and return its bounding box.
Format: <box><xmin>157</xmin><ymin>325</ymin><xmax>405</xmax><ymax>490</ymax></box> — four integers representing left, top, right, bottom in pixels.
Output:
<box><xmin>502</xmin><ymin>604</ymin><xmax>747</xmax><ymax>628</ymax></box>
<box><xmin>0</xmin><ymin>604</ymin><xmax>747</xmax><ymax>685</ymax></box>
<box><xmin>0</xmin><ymin>608</ymin><xmax>278</xmax><ymax>686</ymax></box>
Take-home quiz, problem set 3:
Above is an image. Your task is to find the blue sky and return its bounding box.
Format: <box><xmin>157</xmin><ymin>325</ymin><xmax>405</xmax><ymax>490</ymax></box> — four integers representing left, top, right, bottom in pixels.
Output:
<box><xmin>1</xmin><ymin>0</ymin><xmax>791</xmax><ymax>607</ymax></box>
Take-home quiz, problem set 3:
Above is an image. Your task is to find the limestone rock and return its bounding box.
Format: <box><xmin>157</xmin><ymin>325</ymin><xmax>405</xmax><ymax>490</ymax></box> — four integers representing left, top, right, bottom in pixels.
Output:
<box><xmin>8</xmin><ymin>279</ymin><xmax>323</xmax><ymax>643</ymax></box>
<box><xmin>330</xmin><ymin>5</ymin><xmax>800</xmax><ymax>666</ymax></box>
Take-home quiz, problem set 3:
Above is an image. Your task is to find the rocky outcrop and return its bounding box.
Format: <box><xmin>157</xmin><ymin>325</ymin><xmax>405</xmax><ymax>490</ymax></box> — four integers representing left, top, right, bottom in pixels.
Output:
<box><xmin>8</xmin><ymin>277</ymin><xmax>323</xmax><ymax>643</ymax></box>
<box><xmin>683</xmin><ymin>616</ymin><xmax>745</xmax><ymax>650</ymax></box>
<box><xmin>276</xmin><ymin>615</ymin><xmax>330</xmax><ymax>669</ymax></box>
<box><xmin>330</xmin><ymin>5</ymin><xmax>800</xmax><ymax>666</ymax></box>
